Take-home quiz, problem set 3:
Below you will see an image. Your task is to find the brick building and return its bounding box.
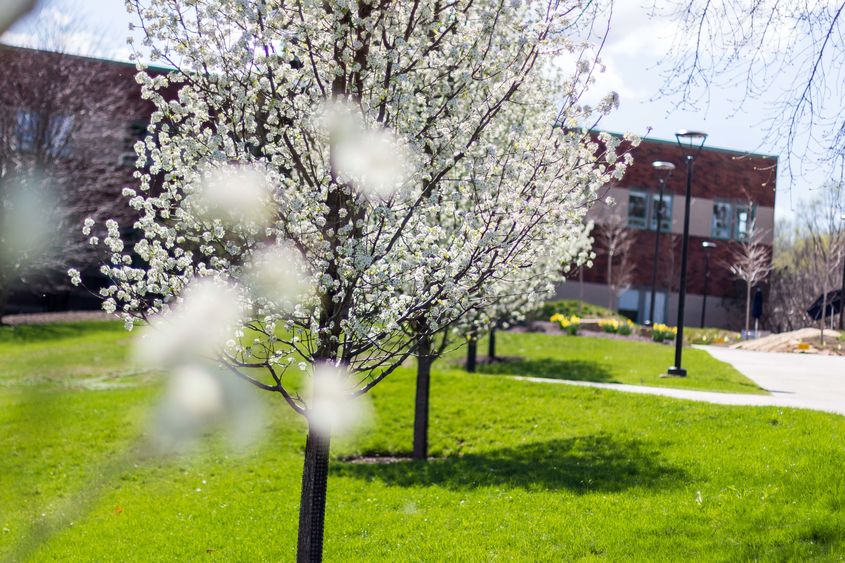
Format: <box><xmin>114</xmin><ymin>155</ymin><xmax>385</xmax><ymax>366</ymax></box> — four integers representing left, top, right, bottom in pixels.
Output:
<box><xmin>556</xmin><ymin>136</ymin><xmax>777</xmax><ymax>329</ymax></box>
<box><xmin>0</xmin><ymin>45</ymin><xmax>170</xmax><ymax>315</ymax></box>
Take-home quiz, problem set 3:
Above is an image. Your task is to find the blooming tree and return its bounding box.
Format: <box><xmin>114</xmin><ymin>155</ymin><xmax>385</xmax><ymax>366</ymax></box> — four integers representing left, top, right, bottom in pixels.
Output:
<box><xmin>76</xmin><ymin>0</ymin><xmax>629</xmax><ymax>559</ymax></box>
<box><xmin>407</xmin><ymin>218</ymin><xmax>596</xmax><ymax>461</ymax></box>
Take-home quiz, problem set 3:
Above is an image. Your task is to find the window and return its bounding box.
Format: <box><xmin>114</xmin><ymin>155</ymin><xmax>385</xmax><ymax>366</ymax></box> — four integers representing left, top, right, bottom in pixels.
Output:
<box><xmin>13</xmin><ymin>110</ymin><xmax>73</xmax><ymax>157</ymax></box>
<box><xmin>124</xmin><ymin>120</ymin><xmax>148</xmax><ymax>152</ymax></box>
<box><xmin>650</xmin><ymin>192</ymin><xmax>673</xmax><ymax>231</ymax></box>
<box><xmin>628</xmin><ymin>190</ymin><xmax>673</xmax><ymax>231</ymax></box>
<box><xmin>643</xmin><ymin>290</ymin><xmax>668</xmax><ymax>325</ymax></box>
<box><xmin>46</xmin><ymin>114</ymin><xmax>74</xmax><ymax>157</ymax></box>
<box><xmin>734</xmin><ymin>204</ymin><xmax>753</xmax><ymax>240</ymax></box>
<box><xmin>627</xmin><ymin>191</ymin><xmax>648</xmax><ymax>229</ymax></box>
<box><xmin>711</xmin><ymin>201</ymin><xmax>756</xmax><ymax>240</ymax></box>
<box><xmin>618</xmin><ymin>289</ymin><xmax>641</xmax><ymax>322</ymax></box>
<box><xmin>711</xmin><ymin>201</ymin><xmax>732</xmax><ymax>239</ymax></box>
<box><xmin>15</xmin><ymin>109</ymin><xmax>39</xmax><ymax>152</ymax></box>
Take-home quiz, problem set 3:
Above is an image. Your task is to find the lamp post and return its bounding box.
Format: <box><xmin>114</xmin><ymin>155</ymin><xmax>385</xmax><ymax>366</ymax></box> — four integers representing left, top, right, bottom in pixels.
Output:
<box><xmin>667</xmin><ymin>129</ymin><xmax>708</xmax><ymax>377</ymax></box>
<box><xmin>700</xmin><ymin>241</ymin><xmax>717</xmax><ymax>328</ymax></box>
<box><xmin>648</xmin><ymin>161</ymin><xmax>676</xmax><ymax>326</ymax></box>
<box><xmin>840</xmin><ymin>214</ymin><xmax>845</xmax><ymax>330</ymax></box>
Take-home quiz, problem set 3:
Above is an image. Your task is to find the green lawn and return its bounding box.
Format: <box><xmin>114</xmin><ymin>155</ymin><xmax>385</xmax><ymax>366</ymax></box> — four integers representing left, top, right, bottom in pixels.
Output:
<box><xmin>467</xmin><ymin>331</ymin><xmax>764</xmax><ymax>394</ymax></box>
<box><xmin>3</xmin><ymin>322</ymin><xmax>844</xmax><ymax>560</ymax></box>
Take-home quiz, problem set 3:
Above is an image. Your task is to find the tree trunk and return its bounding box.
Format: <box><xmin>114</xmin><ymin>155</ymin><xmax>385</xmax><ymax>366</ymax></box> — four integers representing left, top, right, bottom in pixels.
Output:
<box><xmin>607</xmin><ymin>253</ymin><xmax>614</xmax><ymax>309</ymax></box>
<box><xmin>745</xmin><ymin>283</ymin><xmax>751</xmax><ymax>335</ymax></box>
<box><xmin>296</xmin><ymin>425</ymin><xmax>331</xmax><ymax>563</ymax></box>
<box><xmin>0</xmin><ymin>286</ymin><xmax>8</xmax><ymax>326</ymax></box>
<box><xmin>466</xmin><ymin>334</ymin><xmax>477</xmax><ymax>373</ymax></box>
<box><xmin>488</xmin><ymin>327</ymin><xmax>496</xmax><ymax>360</ymax></box>
<box><xmin>578</xmin><ymin>268</ymin><xmax>584</xmax><ymax>314</ymax></box>
<box><xmin>820</xmin><ymin>289</ymin><xmax>827</xmax><ymax>346</ymax></box>
<box><xmin>413</xmin><ymin>334</ymin><xmax>432</xmax><ymax>461</ymax></box>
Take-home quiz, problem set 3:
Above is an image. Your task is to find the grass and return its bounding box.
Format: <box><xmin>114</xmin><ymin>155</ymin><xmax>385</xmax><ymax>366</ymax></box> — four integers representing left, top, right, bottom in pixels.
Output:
<box><xmin>467</xmin><ymin>331</ymin><xmax>764</xmax><ymax>394</ymax></box>
<box><xmin>3</xmin><ymin>321</ymin><xmax>845</xmax><ymax>560</ymax></box>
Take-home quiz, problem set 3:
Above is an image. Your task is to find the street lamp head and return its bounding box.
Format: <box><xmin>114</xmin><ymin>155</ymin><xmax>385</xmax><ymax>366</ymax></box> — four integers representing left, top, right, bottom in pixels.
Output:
<box><xmin>652</xmin><ymin>161</ymin><xmax>676</xmax><ymax>171</ymax></box>
<box><xmin>702</xmin><ymin>241</ymin><xmax>717</xmax><ymax>249</ymax></box>
<box><xmin>675</xmin><ymin>129</ymin><xmax>708</xmax><ymax>157</ymax></box>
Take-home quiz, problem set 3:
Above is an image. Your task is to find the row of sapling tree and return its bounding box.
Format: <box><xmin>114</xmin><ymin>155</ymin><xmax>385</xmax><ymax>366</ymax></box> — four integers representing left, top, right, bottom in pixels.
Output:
<box><xmin>72</xmin><ymin>0</ymin><xmax>630</xmax><ymax>560</ymax></box>
<box><xmin>413</xmin><ymin>222</ymin><xmax>596</xmax><ymax>460</ymax></box>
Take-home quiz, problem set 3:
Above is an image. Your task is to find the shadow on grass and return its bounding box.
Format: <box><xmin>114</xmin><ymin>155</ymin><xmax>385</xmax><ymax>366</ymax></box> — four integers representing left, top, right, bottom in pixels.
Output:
<box><xmin>478</xmin><ymin>358</ymin><xmax>617</xmax><ymax>383</ymax></box>
<box><xmin>334</xmin><ymin>434</ymin><xmax>686</xmax><ymax>493</ymax></box>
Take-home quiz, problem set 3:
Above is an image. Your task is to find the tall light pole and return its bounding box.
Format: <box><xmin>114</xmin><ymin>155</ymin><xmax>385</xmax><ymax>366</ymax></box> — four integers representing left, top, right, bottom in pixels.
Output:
<box><xmin>700</xmin><ymin>241</ymin><xmax>717</xmax><ymax>328</ymax></box>
<box><xmin>648</xmin><ymin>161</ymin><xmax>676</xmax><ymax>325</ymax></box>
<box><xmin>668</xmin><ymin>129</ymin><xmax>708</xmax><ymax>377</ymax></box>
<box><xmin>840</xmin><ymin>214</ymin><xmax>845</xmax><ymax>330</ymax></box>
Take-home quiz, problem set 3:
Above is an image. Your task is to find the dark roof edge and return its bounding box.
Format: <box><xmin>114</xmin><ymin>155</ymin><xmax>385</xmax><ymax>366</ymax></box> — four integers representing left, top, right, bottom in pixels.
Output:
<box><xmin>0</xmin><ymin>43</ymin><xmax>175</xmax><ymax>74</ymax></box>
<box><xmin>591</xmin><ymin>128</ymin><xmax>779</xmax><ymax>160</ymax></box>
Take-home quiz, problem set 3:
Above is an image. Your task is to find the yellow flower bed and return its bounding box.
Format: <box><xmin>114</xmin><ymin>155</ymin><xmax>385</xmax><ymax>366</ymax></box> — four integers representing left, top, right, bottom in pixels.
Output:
<box><xmin>550</xmin><ymin>313</ymin><xmax>581</xmax><ymax>335</ymax></box>
<box><xmin>651</xmin><ymin>323</ymin><xmax>677</xmax><ymax>343</ymax></box>
<box><xmin>598</xmin><ymin>318</ymin><xmax>636</xmax><ymax>336</ymax></box>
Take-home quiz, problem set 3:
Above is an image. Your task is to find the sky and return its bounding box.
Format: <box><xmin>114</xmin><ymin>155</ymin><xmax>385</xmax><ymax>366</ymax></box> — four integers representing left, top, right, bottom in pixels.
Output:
<box><xmin>1</xmin><ymin>0</ymin><xmax>828</xmax><ymax>223</ymax></box>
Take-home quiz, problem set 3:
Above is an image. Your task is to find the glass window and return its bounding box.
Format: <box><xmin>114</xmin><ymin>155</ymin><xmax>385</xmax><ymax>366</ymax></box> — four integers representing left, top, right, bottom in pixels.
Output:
<box><xmin>650</xmin><ymin>193</ymin><xmax>673</xmax><ymax>231</ymax></box>
<box><xmin>734</xmin><ymin>205</ymin><xmax>753</xmax><ymax>240</ymax></box>
<box><xmin>627</xmin><ymin>191</ymin><xmax>648</xmax><ymax>229</ymax></box>
<box><xmin>711</xmin><ymin>201</ymin><xmax>732</xmax><ymax>239</ymax></box>
<box><xmin>46</xmin><ymin>114</ymin><xmax>74</xmax><ymax>157</ymax></box>
<box><xmin>642</xmin><ymin>290</ymin><xmax>668</xmax><ymax>324</ymax></box>
<box><xmin>15</xmin><ymin>109</ymin><xmax>39</xmax><ymax>152</ymax></box>
<box><xmin>618</xmin><ymin>289</ymin><xmax>641</xmax><ymax>322</ymax></box>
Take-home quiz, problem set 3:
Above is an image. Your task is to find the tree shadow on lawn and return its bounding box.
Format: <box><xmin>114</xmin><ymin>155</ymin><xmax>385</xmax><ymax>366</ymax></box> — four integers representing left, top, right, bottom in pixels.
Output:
<box><xmin>478</xmin><ymin>358</ymin><xmax>617</xmax><ymax>383</ymax></box>
<box><xmin>334</xmin><ymin>433</ymin><xmax>686</xmax><ymax>493</ymax></box>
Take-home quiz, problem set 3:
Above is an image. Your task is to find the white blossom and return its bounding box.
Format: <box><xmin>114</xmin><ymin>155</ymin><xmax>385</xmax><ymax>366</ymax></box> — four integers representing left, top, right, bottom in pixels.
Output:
<box><xmin>133</xmin><ymin>278</ymin><xmax>244</xmax><ymax>368</ymax></box>
<box><xmin>307</xmin><ymin>363</ymin><xmax>372</xmax><ymax>437</ymax></box>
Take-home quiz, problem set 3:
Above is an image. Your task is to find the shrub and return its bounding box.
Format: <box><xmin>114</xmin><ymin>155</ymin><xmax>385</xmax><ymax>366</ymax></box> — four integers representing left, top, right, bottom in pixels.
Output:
<box><xmin>532</xmin><ymin>300</ymin><xmax>620</xmax><ymax>321</ymax></box>
<box><xmin>651</xmin><ymin>323</ymin><xmax>677</xmax><ymax>343</ymax></box>
<box><xmin>551</xmin><ymin>313</ymin><xmax>581</xmax><ymax>335</ymax></box>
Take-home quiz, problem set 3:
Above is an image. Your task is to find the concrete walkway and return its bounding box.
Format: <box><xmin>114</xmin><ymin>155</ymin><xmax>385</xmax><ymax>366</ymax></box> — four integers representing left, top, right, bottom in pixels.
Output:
<box><xmin>514</xmin><ymin>346</ymin><xmax>845</xmax><ymax>417</ymax></box>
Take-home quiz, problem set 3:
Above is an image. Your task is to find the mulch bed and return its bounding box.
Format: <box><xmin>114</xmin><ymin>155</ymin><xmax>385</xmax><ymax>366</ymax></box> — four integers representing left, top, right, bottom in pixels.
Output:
<box><xmin>0</xmin><ymin>311</ymin><xmax>112</xmax><ymax>325</ymax></box>
<box><xmin>338</xmin><ymin>455</ymin><xmax>445</xmax><ymax>464</ymax></box>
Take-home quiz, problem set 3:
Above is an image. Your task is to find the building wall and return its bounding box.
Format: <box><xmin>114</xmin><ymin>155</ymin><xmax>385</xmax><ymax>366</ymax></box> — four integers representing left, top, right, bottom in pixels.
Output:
<box><xmin>577</xmin><ymin>136</ymin><xmax>777</xmax><ymax>329</ymax></box>
<box><xmin>555</xmin><ymin>281</ymin><xmax>738</xmax><ymax>329</ymax></box>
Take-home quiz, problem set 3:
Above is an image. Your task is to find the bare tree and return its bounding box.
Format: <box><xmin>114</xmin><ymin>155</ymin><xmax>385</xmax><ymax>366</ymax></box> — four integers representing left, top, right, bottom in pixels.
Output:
<box><xmin>0</xmin><ymin>39</ymin><xmax>143</xmax><ymax>319</ymax></box>
<box><xmin>726</xmin><ymin>217</ymin><xmax>773</xmax><ymax>334</ymax></box>
<box><xmin>597</xmin><ymin>212</ymin><xmax>635</xmax><ymax>310</ymax></box>
<box><xmin>801</xmin><ymin>183</ymin><xmax>845</xmax><ymax>343</ymax></box>
<box><xmin>654</xmin><ymin>1</ymin><xmax>845</xmax><ymax>184</ymax></box>
<box><xmin>767</xmin><ymin>222</ymin><xmax>820</xmax><ymax>332</ymax></box>
<box><xmin>765</xmin><ymin>184</ymin><xmax>845</xmax><ymax>338</ymax></box>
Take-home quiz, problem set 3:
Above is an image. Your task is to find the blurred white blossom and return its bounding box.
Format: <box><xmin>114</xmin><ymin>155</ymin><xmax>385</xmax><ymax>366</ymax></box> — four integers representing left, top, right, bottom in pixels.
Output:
<box><xmin>322</xmin><ymin>102</ymin><xmax>414</xmax><ymax>200</ymax></box>
<box><xmin>192</xmin><ymin>164</ymin><xmax>275</xmax><ymax>228</ymax></box>
<box><xmin>307</xmin><ymin>363</ymin><xmax>372</xmax><ymax>437</ymax></box>
<box><xmin>244</xmin><ymin>243</ymin><xmax>311</xmax><ymax>311</ymax></box>
<box><xmin>0</xmin><ymin>0</ymin><xmax>35</xmax><ymax>34</ymax></box>
<box><xmin>0</xmin><ymin>175</ymin><xmax>54</xmax><ymax>273</ymax></box>
<box><xmin>133</xmin><ymin>278</ymin><xmax>244</xmax><ymax>368</ymax></box>
<box><xmin>153</xmin><ymin>363</ymin><xmax>266</xmax><ymax>452</ymax></box>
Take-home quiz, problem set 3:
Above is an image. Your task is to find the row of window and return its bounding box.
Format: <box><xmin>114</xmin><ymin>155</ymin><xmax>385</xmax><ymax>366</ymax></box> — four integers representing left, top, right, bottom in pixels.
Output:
<box><xmin>627</xmin><ymin>190</ymin><xmax>753</xmax><ymax>241</ymax></box>
<box><xmin>12</xmin><ymin>109</ymin><xmax>148</xmax><ymax>166</ymax></box>
<box><xmin>14</xmin><ymin>109</ymin><xmax>74</xmax><ymax>157</ymax></box>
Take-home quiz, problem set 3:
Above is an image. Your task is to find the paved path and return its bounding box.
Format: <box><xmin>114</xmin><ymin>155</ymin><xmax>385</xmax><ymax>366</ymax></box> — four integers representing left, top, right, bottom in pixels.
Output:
<box><xmin>514</xmin><ymin>346</ymin><xmax>845</xmax><ymax>417</ymax></box>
